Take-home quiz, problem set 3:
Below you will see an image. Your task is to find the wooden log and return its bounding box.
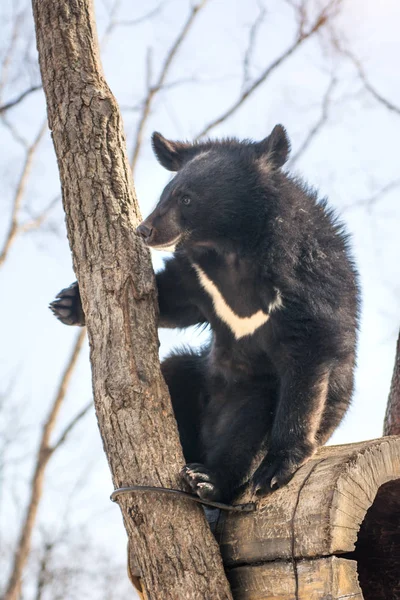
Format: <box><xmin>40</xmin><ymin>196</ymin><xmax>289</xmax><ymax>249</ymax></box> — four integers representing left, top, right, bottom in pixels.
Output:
<box><xmin>128</xmin><ymin>438</ymin><xmax>400</xmax><ymax>598</ymax></box>
<box><xmin>227</xmin><ymin>557</ymin><xmax>362</xmax><ymax>600</ymax></box>
<box><xmin>214</xmin><ymin>436</ymin><xmax>400</xmax><ymax>600</ymax></box>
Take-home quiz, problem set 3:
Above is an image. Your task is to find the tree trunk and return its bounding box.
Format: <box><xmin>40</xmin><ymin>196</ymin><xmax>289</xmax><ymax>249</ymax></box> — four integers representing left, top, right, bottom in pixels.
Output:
<box><xmin>384</xmin><ymin>329</ymin><xmax>400</xmax><ymax>436</ymax></box>
<box><xmin>31</xmin><ymin>2</ymin><xmax>232</xmax><ymax>598</ymax></box>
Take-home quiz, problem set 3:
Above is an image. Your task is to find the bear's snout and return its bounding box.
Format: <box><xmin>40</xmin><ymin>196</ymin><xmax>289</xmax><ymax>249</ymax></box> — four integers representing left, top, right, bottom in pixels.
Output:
<box><xmin>136</xmin><ymin>222</ymin><xmax>153</xmax><ymax>241</ymax></box>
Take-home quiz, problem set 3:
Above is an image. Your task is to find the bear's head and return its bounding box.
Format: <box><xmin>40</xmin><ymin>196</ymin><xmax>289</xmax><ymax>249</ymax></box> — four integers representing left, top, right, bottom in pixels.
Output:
<box><xmin>136</xmin><ymin>125</ymin><xmax>290</xmax><ymax>254</ymax></box>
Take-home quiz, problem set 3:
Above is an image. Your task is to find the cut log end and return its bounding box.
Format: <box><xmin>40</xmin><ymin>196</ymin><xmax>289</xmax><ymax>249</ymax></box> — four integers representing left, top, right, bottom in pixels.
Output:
<box><xmin>214</xmin><ymin>436</ymin><xmax>400</xmax><ymax>599</ymax></box>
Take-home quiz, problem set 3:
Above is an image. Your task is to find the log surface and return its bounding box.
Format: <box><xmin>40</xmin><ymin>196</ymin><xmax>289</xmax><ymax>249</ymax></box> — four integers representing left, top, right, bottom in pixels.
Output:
<box><xmin>228</xmin><ymin>557</ymin><xmax>362</xmax><ymax>600</ymax></box>
<box><xmin>216</xmin><ymin>437</ymin><xmax>400</xmax><ymax>564</ymax></box>
<box><xmin>214</xmin><ymin>437</ymin><xmax>400</xmax><ymax>600</ymax></box>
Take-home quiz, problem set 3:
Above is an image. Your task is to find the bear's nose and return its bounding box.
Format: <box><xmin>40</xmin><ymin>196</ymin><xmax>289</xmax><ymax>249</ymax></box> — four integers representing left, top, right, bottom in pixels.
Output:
<box><xmin>136</xmin><ymin>222</ymin><xmax>153</xmax><ymax>240</ymax></box>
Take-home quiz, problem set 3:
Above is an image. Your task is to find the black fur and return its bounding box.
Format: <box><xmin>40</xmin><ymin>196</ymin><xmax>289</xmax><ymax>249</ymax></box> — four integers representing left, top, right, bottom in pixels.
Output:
<box><xmin>51</xmin><ymin>125</ymin><xmax>360</xmax><ymax>503</ymax></box>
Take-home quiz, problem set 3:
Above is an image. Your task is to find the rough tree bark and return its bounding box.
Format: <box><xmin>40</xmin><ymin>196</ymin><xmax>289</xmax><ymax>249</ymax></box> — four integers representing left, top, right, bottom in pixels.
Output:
<box><xmin>384</xmin><ymin>329</ymin><xmax>400</xmax><ymax>436</ymax></box>
<box><xmin>31</xmin><ymin>1</ymin><xmax>232</xmax><ymax>599</ymax></box>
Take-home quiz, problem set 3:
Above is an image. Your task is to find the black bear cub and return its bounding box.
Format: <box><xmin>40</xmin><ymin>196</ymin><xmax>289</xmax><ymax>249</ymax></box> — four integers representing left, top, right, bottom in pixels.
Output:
<box><xmin>51</xmin><ymin>125</ymin><xmax>359</xmax><ymax>503</ymax></box>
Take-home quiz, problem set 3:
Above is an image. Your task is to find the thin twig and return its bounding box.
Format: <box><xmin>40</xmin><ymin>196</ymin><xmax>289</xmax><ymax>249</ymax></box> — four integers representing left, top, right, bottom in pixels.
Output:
<box><xmin>346</xmin><ymin>51</ymin><xmax>400</xmax><ymax>115</ymax></box>
<box><xmin>99</xmin><ymin>0</ymin><xmax>122</xmax><ymax>50</ymax></box>
<box><xmin>0</xmin><ymin>11</ymin><xmax>24</xmax><ymax>100</ymax></box>
<box><xmin>17</xmin><ymin>195</ymin><xmax>60</xmax><ymax>234</ymax></box>
<box><xmin>328</xmin><ymin>30</ymin><xmax>400</xmax><ymax>116</ymax></box>
<box><xmin>1</xmin><ymin>113</ymin><xmax>29</xmax><ymax>147</ymax></box>
<box><xmin>3</xmin><ymin>329</ymin><xmax>87</xmax><ymax>600</ymax></box>
<box><xmin>112</xmin><ymin>3</ymin><xmax>164</xmax><ymax>28</ymax></box>
<box><xmin>0</xmin><ymin>119</ymin><xmax>47</xmax><ymax>268</ymax></box>
<box><xmin>242</xmin><ymin>2</ymin><xmax>267</xmax><ymax>92</ymax></box>
<box><xmin>130</xmin><ymin>0</ymin><xmax>208</xmax><ymax>173</ymax></box>
<box><xmin>33</xmin><ymin>541</ymin><xmax>54</xmax><ymax>600</ymax></box>
<box><xmin>289</xmin><ymin>75</ymin><xmax>337</xmax><ymax>167</ymax></box>
<box><xmin>120</xmin><ymin>76</ymin><xmax>228</xmax><ymax>114</ymax></box>
<box><xmin>0</xmin><ymin>85</ymin><xmax>42</xmax><ymax>114</ymax></box>
<box><xmin>356</xmin><ymin>63</ymin><xmax>400</xmax><ymax>115</ymax></box>
<box><xmin>195</xmin><ymin>1</ymin><xmax>340</xmax><ymax>140</ymax></box>
<box><xmin>100</xmin><ymin>2</ymin><xmax>164</xmax><ymax>50</ymax></box>
<box><xmin>342</xmin><ymin>179</ymin><xmax>400</xmax><ymax>213</ymax></box>
<box><xmin>51</xmin><ymin>401</ymin><xmax>93</xmax><ymax>452</ymax></box>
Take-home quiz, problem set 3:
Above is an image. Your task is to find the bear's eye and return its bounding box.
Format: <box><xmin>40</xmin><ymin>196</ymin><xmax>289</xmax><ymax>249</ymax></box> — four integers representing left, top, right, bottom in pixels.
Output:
<box><xmin>179</xmin><ymin>196</ymin><xmax>191</xmax><ymax>206</ymax></box>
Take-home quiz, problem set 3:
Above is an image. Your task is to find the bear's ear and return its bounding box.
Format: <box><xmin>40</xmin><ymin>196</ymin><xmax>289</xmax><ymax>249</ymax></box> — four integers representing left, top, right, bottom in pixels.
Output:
<box><xmin>256</xmin><ymin>124</ymin><xmax>291</xmax><ymax>168</ymax></box>
<box><xmin>151</xmin><ymin>132</ymin><xmax>193</xmax><ymax>171</ymax></box>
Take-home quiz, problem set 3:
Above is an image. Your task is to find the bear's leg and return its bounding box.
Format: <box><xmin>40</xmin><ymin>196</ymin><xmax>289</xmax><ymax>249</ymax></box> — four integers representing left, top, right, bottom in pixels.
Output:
<box><xmin>182</xmin><ymin>381</ymin><xmax>276</xmax><ymax>504</ymax></box>
<box><xmin>161</xmin><ymin>351</ymin><xmax>209</xmax><ymax>464</ymax></box>
<box><xmin>252</xmin><ymin>365</ymin><xmax>331</xmax><ymax>496</ymax></box>
<box><xmin>316</xmin><ymin>357</ymin><xmax>355</xmax><ymax>445</ymax></box>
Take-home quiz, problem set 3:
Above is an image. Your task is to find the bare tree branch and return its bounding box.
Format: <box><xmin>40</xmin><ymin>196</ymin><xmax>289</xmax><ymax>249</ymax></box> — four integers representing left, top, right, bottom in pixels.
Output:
<box><xmin>17</xmin><ymin>195</ymin><xmax>60</xmax><ymax>234</ymax></box>
<box><xmin>327</xmin><ymin>28</ymin><xmax>400</xmax><ymax>116</ymax></box>
<box><xmin>130</xmin><ymin>0</ymin><xmax>208</xmax><ymax>173</ymax></box>
<box><xmin>99</xmin><ymin>0</ymin><xmax>121</xmax><ymax>48</ymax></box>
<box><xmin>346</xmin><ymin>51</ymin><xmax>400</xmax><ymax>115</ymax></box>
<box><xmin>110</xmin><ymin>3</ymin><xmax>164</xmax><ymax>29</ymax></box>
<box><xmin>0</xmin><ymin>119</ymin><xmax>47</xmax><ymax>268</ymax></box>
<box><xmin>241</xmin><ymin>1</ymin><xmax>267</xmax><ymax>92</ymax></box>
<box><xmin>0</xmin><ymin>11</ymin><xmax>24</xmax><ymax>100</ymax></box>
<box><xmin>289</xmin><ymin>75</ymin><xmax>337</xmax><ymax>167</ymax></box>
<box><xmin>342</xmin><ymin>179</ymin><xmax>400</xmax><ymax>213</ymax></box>
<box><xmin>3</xmin><ymin>329</ymin><xmax>86</xmax><ymax>600</ymax></box>
<box><xmin>1</xmin><ymin>113</ymin><xmax>30</xmax><ymax>147</ymax></box>
<box><xmin>194</xmin><ymin>1</ymin><xmax>341</xmax><ymax>140</ymax></box>
<box><xmin>356</xmin><ymin>63</ymin><xmax>400</xmax><ymax>115</ymax></box>
<box><xmin>0</xmin><ymin>85</ymin><xmax>42</xmax><ymax>114</ymax></box>
<box><xmin>100</xmin><ymin>1</ymin><xmax>164</xmax><ymax>49</ymax></box>
<box><xmin>120</xmin><ymin>76</ymin><xmax>229</xmax><ymax>114</ymax></box>
<box><xmin>51</xmin><ymin>401</ymin><xmax>93</xmax><ymax>452</ymax></box>
<box><xmin>33</xmin><ymin>541</ymin><xmax>54</xmax><ymax>600</ymax></box>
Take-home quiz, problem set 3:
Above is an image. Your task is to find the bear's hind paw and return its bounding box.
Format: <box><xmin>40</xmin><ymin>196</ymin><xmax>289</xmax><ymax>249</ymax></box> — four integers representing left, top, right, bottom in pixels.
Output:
<box><xmin>180</xmin><ymin>463</ymin><xmax>220</xmax><ymax>502</ymax></box>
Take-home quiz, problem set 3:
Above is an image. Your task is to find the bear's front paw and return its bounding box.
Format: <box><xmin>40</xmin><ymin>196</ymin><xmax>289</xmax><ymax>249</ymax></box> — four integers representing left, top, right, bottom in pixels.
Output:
<box><xmin>180</xmin><ymin>463</ymin><xmax>220</xmax><ymax>502</ymax></box>
<box><xmin>252</xmin><ymin>446</ymin><xmax>314</xmax><ymax>496</ymax></box>
<box><xmin>49</xmin><ymin>282</ymin><xmax>85</xmax><ymax>326</ymax></box>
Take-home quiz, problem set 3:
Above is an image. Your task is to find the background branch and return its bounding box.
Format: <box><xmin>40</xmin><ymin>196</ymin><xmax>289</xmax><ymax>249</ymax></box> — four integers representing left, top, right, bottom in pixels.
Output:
<box><xmin>241</xmin><ymin>1</ymin><xmax>267</xmax><ymax>92</ymax></box>
<box><xmin>51</xmin><ymin>401</ymin><xmax>93</xmax><ymax>452</ymax></box>
<box><xmin>16</xmin><ymin>195</ymin><xmax>60</xmax><ymax>235</ymax></box>
<box><xmin>0</xmin><ymin>85</ymin><xmax>42</xmax><ymax>114</ymax></box>
<box><xmin>3</xmin><ymin>329</ymin><xmax>87</xmax><ymax>600</ymax></box>
<box><xmin>289</xmin><ymin>75</ymin><xmax>337</xmax><ymax>167</ymax></box>
<box><xmin>342</xmin><ymin>179</ymin><xmax>400</xmax><ymax>213</ymax></box>
<box><xmin>0</xmin><ymin>120</ymin><xmax>47</xmax><ymax>268</ymax></box>
<box><xmin>348</xmin><ymin>51</ymin><xmax>400</xmax><ymax>115</ymax></box>
<box><xmin>194</xmin><ymin>1</ymin><xmax>339</xmax><ymax>139</ymax></box>
<box><xmin>0</xmin><ymin>11</ymin><xmax>24</xmax><ymax>100</ymax></box>
<box><xmin>100</xmin><ymin>2</ymin><xmax>164</xmax><ymax>49</ymax></box>
<box><xmin>130</xmin><ymin>0</ymin><xmax>208</xmax><ymax>173</ymax></box>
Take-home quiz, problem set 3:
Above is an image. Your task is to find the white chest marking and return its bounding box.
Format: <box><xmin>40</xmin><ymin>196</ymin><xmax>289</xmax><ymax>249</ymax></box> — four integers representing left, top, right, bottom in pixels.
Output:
<box><xmin>193</xmin><ymin>264</ymin><xmax>270</xmax><ymax>339</ymax></box>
